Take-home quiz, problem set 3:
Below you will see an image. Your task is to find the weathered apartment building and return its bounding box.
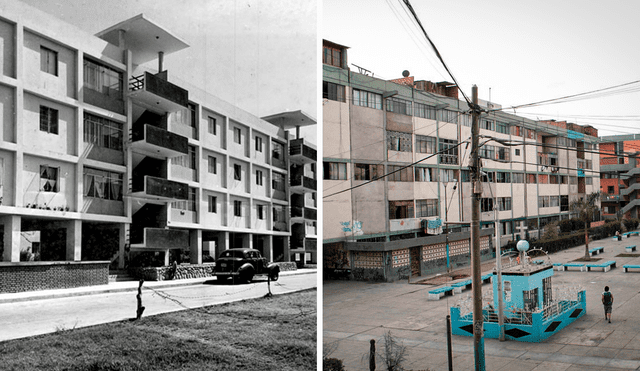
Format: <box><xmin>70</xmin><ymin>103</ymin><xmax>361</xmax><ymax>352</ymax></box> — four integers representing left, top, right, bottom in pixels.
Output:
<box><xmin>599</xmin><ymin>134</ymin><xmax>640</xmax><ymax>220</ymax></box>
<box><xmin>0</xmin><ymin>2</ymin><xmax>317</xmax><ymax>292</ymax></box>
<box><xmin>322</xmin><ymin>39</ymin><xmax>600</xmax><ymax>282</ymax></box>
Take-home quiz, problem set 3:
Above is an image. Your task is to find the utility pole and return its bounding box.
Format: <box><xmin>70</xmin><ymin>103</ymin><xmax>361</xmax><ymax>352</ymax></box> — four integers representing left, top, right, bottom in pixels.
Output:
<box><xmin>495</xmin><ymin>193</ymin><xmax>505</xmax><ymax>341</ymax></box>
<box><xmin>470</xmin><ymin>85</ymin><xmax>486</xmax><ymax>370</ymax></box>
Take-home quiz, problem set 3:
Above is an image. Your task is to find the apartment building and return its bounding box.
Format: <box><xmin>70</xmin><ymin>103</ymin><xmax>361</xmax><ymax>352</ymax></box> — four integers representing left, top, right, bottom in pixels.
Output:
<box><xmin>322</xmin><ymin>40</ymin><xmax>600</xmax><ymax>282</ymax></box>
<box><xmin>599</xmin><ymin>134</ymin><xmax>640</xmax><ymax>220</ymax></box>
<box><xmin>0</xmin><ymin>2</ymin><xmax>311</xmax><ymax>292</ymax></box>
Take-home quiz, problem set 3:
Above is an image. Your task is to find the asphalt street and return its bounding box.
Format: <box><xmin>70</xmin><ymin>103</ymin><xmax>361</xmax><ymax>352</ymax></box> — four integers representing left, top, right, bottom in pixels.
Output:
<box><xmin>0</xmin><ymin>270</ymin><xmax>317</xmax><ymax>342</ymax></box>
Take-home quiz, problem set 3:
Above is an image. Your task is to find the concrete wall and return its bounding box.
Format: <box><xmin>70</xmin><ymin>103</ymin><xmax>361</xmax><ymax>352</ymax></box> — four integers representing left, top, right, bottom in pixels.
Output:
<box><xmin>0</xmin><ymin>18</ymin><xmax>16</xmax><ymax>78</ymax></box>
<box><xmin>22</xmin><ymin>154</ymin><xmax>76</xmax><ymax>211</ymax></box>
<box><xmin>23</xmin><ymin>30</ymin><xmax>76</xmax><ymax>100</ymax></box>
<box><xmin>0</xmin><ymin>84</ymin><xmax>15</xmax><ymax>144</ymax></box>
<box><xmin>23</xmin><ymin>93</ymin><xmax>76</xmax><ymax>157</ymax></box>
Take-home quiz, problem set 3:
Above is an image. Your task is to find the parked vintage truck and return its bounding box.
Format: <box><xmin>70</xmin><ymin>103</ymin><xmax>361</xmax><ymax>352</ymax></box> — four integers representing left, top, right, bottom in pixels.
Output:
<box><xmin>214</xmin><ymin>248</ymin><xmax>280</xmax><ymax>283</ymax></box>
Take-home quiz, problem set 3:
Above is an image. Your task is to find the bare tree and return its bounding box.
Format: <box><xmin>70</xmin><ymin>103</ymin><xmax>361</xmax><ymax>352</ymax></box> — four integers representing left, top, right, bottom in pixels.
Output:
<box><xmin>569</xmin><ymin>191</ymin><xmax>602</xmax><ymax>260</ymax></box>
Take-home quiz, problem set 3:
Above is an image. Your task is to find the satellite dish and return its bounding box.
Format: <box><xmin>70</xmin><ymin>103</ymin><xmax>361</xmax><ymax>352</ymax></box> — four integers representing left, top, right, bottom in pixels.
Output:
<box><xmin>402</xmin><ymin>70</ymin><xmax>410</xmax><ymax>77</ymax></box>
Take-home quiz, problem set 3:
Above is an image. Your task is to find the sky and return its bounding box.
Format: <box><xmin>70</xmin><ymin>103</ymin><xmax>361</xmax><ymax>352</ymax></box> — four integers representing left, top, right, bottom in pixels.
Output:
<box><xmin>323</xmin><ymin>0</ymin><xmax>640</xmax><ymax>137</ymax></box>
<box><xmin>19</xmin><ymin>0</ymin><xmax>318</xmax><ymax>140</ymax></box>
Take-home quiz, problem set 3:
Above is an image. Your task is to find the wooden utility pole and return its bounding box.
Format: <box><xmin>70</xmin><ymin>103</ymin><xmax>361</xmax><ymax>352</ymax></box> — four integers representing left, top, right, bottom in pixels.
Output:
<box><xmin>470</xmin><ymin>85</ymin><xmax>486</xmax><ymax>370</ymax></box>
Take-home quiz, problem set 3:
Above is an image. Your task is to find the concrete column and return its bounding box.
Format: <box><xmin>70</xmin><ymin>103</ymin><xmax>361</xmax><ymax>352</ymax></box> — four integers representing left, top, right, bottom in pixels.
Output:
<box><xmin>245</xmin><ymin>234</ymin><xmax>252</xmax><ymax>249</ymax></box>
<box><xmin>263</xmin><ymin>235</ymin><xmax>273</xmax><ymax>262</ymax></box>
<box><xmin>164</xmin><ymin>250</ymin><xmax>170</xmax><ymax>266</ymax></box>
<box><xmin>222</xmin><ymin>231</ymin><xmax>229</xmax><ymax>251</ymax></box>
<box><xmin>283</xmin><ymin>235</ymin><xmax>290</xmax><ymax>262</ymax></box>
<box><xmin>190</xmin><ymin>229</ymin><xmax>202</xmax><ymax>264</ymax></box>
<box><xmin>1</xmin><ymin>215</ymin><xmax>21</xmax><ymax>262</ymax></box>
<box><xmin>118</xmin><ymin>223</ymin><xmax>129</xmax><ymax>269</ymax></box>
<box><xmin>65</xmin><ymin>219</ymin><xmax>82</xmax><ymax>261</ymax></box>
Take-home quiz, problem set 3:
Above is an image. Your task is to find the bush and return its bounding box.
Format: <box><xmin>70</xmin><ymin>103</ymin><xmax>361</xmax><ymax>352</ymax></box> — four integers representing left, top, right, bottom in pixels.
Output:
<box><xmin>323</xmin><ymin>358</ymin><xmax>345</xmax><ymax>371</ymax></box>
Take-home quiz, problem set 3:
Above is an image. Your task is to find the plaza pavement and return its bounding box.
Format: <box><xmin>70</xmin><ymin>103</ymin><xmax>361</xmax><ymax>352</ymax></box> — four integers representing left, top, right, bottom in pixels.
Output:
<box><xmin>323</xmin><ymin>236</ymin><xmax>640</xmax><ymax>370</ymax></box>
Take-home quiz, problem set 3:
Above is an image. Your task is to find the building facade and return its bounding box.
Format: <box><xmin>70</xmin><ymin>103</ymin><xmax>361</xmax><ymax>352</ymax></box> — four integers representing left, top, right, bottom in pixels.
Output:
<box><xmin>322</xmin><ymin>40</ymin><xmax>601</xmax><ymax>282</ymax></box>
<box><xmin>599</xmin><ymin>134</ymin><xmax>640</xmax><ymax>220</ymax></box>
<box><xmin>0</xmin><ymin>2</ymin><xmax>313</xmax><ymax>291</ymax></box>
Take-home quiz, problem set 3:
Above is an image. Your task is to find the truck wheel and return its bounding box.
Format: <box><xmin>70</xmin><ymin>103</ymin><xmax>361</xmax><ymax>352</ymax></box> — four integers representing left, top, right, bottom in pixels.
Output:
<box><xmin>270</xmin><ymin>270</ymin><xmax>279</xmax><ymax>281</ymax></box>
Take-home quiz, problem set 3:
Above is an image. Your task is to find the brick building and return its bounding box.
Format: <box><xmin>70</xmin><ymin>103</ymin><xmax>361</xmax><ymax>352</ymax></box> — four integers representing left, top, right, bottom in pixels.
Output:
<box><xmin>599</xmin><ymin>135</ymin><xmax>640</xmax><ymax>220</ymax></box>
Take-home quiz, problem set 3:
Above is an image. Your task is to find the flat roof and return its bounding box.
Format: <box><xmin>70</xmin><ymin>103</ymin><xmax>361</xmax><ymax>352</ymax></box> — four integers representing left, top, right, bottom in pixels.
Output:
<box><xmin>96</xmin><ymin>14</ymin><xmax>189</xmax><ymax>65</ymax></box>
<box><xmin>261</xmin><ymin>110</ymin><xmax>316</xmax><ymax>129</ymax></box>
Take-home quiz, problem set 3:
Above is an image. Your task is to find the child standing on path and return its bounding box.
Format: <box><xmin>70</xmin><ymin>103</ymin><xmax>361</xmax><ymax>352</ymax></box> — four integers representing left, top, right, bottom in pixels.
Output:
<box><xmin>602</xmin><ymin>286</ymin><xmax>614</xmax><ymax>323</ymax></box>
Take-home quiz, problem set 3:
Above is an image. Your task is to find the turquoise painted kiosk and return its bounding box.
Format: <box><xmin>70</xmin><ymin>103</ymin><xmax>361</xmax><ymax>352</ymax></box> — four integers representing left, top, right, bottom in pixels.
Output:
<box><xmin>450</xmin><ymin>240</ymin><xmax>586</xmax><ymax>342</ymax></box>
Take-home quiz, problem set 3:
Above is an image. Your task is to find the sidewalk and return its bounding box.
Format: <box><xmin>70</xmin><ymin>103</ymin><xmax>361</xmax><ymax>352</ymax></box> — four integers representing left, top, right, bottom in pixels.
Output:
<box><xmin>323</xmin><ymin>235</ymin><xmax>640</xmax><ymax>370</ymax></box>
<box><xmin>0</xmin><ymin>268</ymin><xmax>316</xmax><ymax>304</ymax></box>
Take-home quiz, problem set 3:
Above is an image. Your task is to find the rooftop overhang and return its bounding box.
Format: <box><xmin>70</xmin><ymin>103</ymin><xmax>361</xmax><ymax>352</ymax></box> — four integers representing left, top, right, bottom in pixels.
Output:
<box><xmin>96</xmin><ymin>14</ymin><xmax>189</xmax><ymax>65</ymax></box>
<box><xmin>261</xmin><ymin>110</ymin><xmax>316</xmax><ymax>130</ymax></box>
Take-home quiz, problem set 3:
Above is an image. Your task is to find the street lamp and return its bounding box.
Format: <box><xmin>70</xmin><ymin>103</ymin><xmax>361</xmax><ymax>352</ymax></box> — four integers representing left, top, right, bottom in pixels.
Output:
<box><xmin>444</xmin><ymin>179</ymin><xmax>458</xmax><ymax>273</ymax></box>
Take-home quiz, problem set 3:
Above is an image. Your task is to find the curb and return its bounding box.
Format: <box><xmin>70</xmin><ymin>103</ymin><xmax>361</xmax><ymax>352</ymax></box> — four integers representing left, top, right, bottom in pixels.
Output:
<box><xmin>0</xmin><ymin>269</ymin><xmax>316</xmax><ymax>304</ymax></box>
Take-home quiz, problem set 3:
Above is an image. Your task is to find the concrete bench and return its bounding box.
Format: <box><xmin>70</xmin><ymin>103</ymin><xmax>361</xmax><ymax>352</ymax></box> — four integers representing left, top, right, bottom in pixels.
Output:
<box><xmin>589</xmin><ymin>247</ymin><xmax>604</xmax><ymax>256</ymax></box>
<box><xmin>552</xmin><ymin>262</ymin><xmax>564</xmax><ymax>271</ymax></box>
<box><xmin>623</xmin><ymin>264</ymin><xmax>640</xmax><ymax>273</ymax></box>
<box><xmin>451</xmin><ymin>280</ymin><xmax>472</xmax><ymax>294</ymax></box>
<box><xmin>563</xmin><ymin>263</ymin><xmax>587</xmax><ymax>272</ymax></box>
<box><xmin>626</xmin><ymin>245</ymin><xmax>637</xmax><ymax>253</ymax></box>
<box><xmin>481</xmin><ymin>273</ymin><xmax>493</xmax><ymax>284</ymax></box>
<box><xmin>625</xmin><ymin>232</ymin><xmax>639</xmax><ymax>238</ymax></box>
<box><xmin>586</xmin><ymin>260</ymin><xmax>616</xmax><ymax>272</ymax></box>
<box><xmin>428</xmin><ymin>286</ymin><xmax>455</xmax><ymax>300</ymax></box>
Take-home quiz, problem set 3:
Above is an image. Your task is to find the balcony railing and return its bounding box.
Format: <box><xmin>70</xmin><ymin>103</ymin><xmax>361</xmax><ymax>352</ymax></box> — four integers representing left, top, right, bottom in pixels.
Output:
<box><xmin>290</xmin><ymin>175</ymin><xmax>317</xmax><ymax>193</ymax></box>
<box><xmin>439</xmin><ymin>154</ymin><xmax>458</xmax><ymax>165</ymax></box>
<box><xmin>130</xmin><ymin>227</ymin><xmax>189</xmax><ymax>249</ymax></box>
<box><xmin>132</xmin><ymin>175</ymin><xmax>188</xmax><ymax>201</ymax></box>
<box><xmin>291</xmin><ymin>206</ymin><xmax>317</xmax><ymax>221</ymax></box>
<box><xmin>289</xmin><ymin>139</ymin><xmax>317</xmax><ymax>164</ymax></box>
<box><xmin>131</xmin><ymin>124</ymin><xmax>188</xmax><ymax>158</ymax></box>
<box><xmin>129</xmin><ymin>72</ymin><xmax>188</xmax><ymax>113</ymax></box>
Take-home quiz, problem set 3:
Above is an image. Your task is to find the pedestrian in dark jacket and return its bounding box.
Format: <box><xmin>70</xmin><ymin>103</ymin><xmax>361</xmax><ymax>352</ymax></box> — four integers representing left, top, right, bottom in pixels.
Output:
<box><xmin>602</xmin><ymin>286</ymin><xmax>613</xmax><ymax>323</ymax></box>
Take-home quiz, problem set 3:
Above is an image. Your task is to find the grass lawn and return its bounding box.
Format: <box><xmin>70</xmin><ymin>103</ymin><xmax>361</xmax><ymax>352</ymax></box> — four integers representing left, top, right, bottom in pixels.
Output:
<box><xmin>0</xmin><ymin>289</ymin><xmax>317</xmax><ymax>371</ymax></box>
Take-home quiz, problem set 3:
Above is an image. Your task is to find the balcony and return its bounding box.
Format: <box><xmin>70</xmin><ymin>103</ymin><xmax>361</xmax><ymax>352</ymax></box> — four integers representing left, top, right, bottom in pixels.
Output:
<box><xmin>129</xmin><ymin>72</ymin><xmax>188</xmax><ymax>113</ymax></box>
<box><xmin>290</xmin><ymin>175</ymin><xmax>317</xmax><ymax>194</ymax></box>
<box><xmin>131</xmin><ymin>124</ymin><xmax>188</xmax><ymax>159</ymax></box>
<box><xmin>291</xmin><ymin>206</ymin><xmax>317</xmax><ymax>222</ymax></box>
<box><xmin>289</xmin><ymin>139</ymin><xmax>317</xmax><ymax>165</ymax></box>
<box><xmin>130</xmin><ymin>227</ymin><xmax>189</xmax><ymax>250</ymax></box>
<box><xmin>131</xmin><ymin>175</ymin><xmax>188</xmax><ymax>201</ymax></box>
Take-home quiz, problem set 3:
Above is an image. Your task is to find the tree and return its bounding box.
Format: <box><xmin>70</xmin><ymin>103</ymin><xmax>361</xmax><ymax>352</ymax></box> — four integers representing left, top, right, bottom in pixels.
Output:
<box><xmin>569</xmin><ymin>191</ymin><xmax>602</xmax><ymax>260</ymax></box>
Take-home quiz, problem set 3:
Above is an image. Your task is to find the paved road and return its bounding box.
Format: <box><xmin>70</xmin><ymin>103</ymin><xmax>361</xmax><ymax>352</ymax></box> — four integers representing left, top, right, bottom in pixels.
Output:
<box><xmin>324</xmin><ymin>237</ymin><xmax>640</xmax><ymax>371</ymax></box>
<box><xmin>0</xmin><ymin>271</ymin><xmax>317</xmax><ymax>342</ymax></box>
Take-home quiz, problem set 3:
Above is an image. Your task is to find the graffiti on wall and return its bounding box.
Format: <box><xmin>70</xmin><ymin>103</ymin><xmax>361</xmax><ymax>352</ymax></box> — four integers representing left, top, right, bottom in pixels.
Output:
<box><xmin>340</xmin><ymin>221</ymin><xmax>363</xmax><ymax>236</ymax></box>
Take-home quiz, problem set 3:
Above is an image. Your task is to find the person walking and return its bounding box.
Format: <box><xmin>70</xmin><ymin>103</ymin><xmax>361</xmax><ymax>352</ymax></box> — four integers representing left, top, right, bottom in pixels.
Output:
<box><xmin>602</xmin><ymin>286</ymin><xmax>614</xmax><ymax>323</ymax></box>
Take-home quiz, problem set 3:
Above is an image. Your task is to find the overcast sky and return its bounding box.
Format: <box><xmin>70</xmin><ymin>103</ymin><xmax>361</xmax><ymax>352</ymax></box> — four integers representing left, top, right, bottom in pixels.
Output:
<box><xmin>324</xmin><ymin>0</ymin><xmax>640</xmax><ymax>137</ymax></box>
<box><xmin>20</xmin><ymin>0</ymin><xmax>317</xmax><ymax>137</ymax></box>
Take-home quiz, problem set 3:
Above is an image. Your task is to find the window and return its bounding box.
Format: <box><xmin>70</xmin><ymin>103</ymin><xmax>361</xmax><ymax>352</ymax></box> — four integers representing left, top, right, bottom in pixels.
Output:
<box><xmin>354</xmin><ymin>163</ymin><xmax>383</xmax><ymax>181</ymax></box>
<box><xmin>40</xmin><ymin>106</ymin><xmax>58</xmax><ymax>134</ymax></box>
<box><xmin>83</xmin><ymin>59</ymin><xmax>122</xmax><ymax>97</ymax></box>
<box><xmin>496</xmin><ymin>172</ymin><xmax>511</xmax><ymax>183</ymax></box>
<box><xmin>273</xmin><ymin>205</ymin><xmax>286</xmax><ymax>223</ymax></box>
<box><xmin>171</xmin><ymin>145</ymin><xmax>197</xmax><ymax>170</ymax></box>
<box><xmin>560</xmin><ymin>195</ymin><xmax>569</xmax><ymax>211</ymax></box>
<box><xmin>498</xmin><ymin>197</ymin><xmax>512</xmax><ymax>211</ymax></box>
<box><xmin>323</xmin><ymin>162</ymin><xmax>347</xmax><ymax>180</ymax></box>
<box><xmin>40</xmin><ymin>46</ymin><xmax>58</xmax><ymax>76</ymax></box>
<box><xmin>84</xmin><ymin>167</ymin><xmax>122</xmax><ymax>201</ymax></box>
<box><xmin>439</xmin><ymin>169</ymin><xmax>456</xmax><ymax>183</ymax></box>
<box><xmin>539</xmin><ymin>196</ymin><xmax>551</xmax><ymax>208</ymax></box>
<box><xmin>496</xmin><ymin>121</ymin><xmax>509</xmax><ymax>134</ymax></box>
<box><xmin>257</xmin><ymin>204</ymin><xmax>265</xmax><ymax>220</ymax></box>
<box><xmin>83</xmin><ymin>113</ymin><xmax>123</xmax><ymax>150</ymax></box>
<box><xmin>550</xmin><ymin>175</ymin><xmax>559</xmax><ymax>184</ymax></box>
<box><xmin>387</xmin><ymin>131</ymin><xmax>412</xmax><ymax>152</ymax></box>
<box><xmin>437</xmin><ymin>109</ymin><xmax>458</xmax><ymax>124</ymax></box>
<box><xmin>481</xmin><ymin>171</ymin><xmax>495</xmax><ymax>183</ymax></box>
<box><xmin>479</xmin><ymin>145</ymin><xmax>495</xmax><ymax>160</ymax></box>
<box><xmin>497</xmin><ymin>147</ymin><xmax>510</xmax><ymax>161</ymax></box>
<box><xmin>415</xmin><ymin>167</ymin><xmax>436</xmax><ymax>182</ymax></box>
<box><xmin>208</xmin><ymin>156</ymin><xmax>217</xmax><ymax>174</ymax></box>
<box><xmin>208</xmin><ymin>196</ymin><xmax>217</xmax><ymax>213</ymax></box>
<box><xmin>352</xmin><ymin>89</ymin><xmax>382</xmax><ymax>109</ymax></box>
<box><xmin>527</xmin><ymin>173</ymin><xmax>537</xmax><ymax>184</ymax></box>
<box><xmin>415</xmin><ymin>135</ymin><xmax>436</xmax><ymax>154</ymax></box>
<box><xmin>234</xmin><ymin>200</ymin><xmax>242</xmax><ymax>217</ymax></box>
<box><xmin>187</xmin><ymin>103</ymin><xmax>197</xmax><ymax>128</ymax></box>
<box><xmin>255</xmin><ymin>136</ymin><xmax>263</xmax><ymax>152</ymax></box>
<box><xmin>480</xmin><ymin>119</ymin><xmax>493</xmax><ymax>131</ymax></box>
<box><xmin>234</xmin><ymin>164</ymin><xmax>242</xmax><ymax>181</ymax></box>
<box><xmin>416</xmin><ymin>199</ymin><xmax>438</xmax><ymax>217</ymax></box>
<box><xmin>386</xmin><ymin>97</ymin><xmax>412</xmax><ymax>116</ymax></box>
<box><xmin>550</xmin><ymin>196</ymin><xmax>560</xmax><ymax>207</ymax></box>
<box><xmin>256</xmin><ymin>170</ymin><xmax>263</xmax><ymax>185</ymax></box>
<box><xmin>323</xmin><ymin>81</ymin><xmax>345</xmax><ymax>102</ymax></box>
<box><xmin>586</xmin><ymin>177</ymin><xmax>593</xmax><ymax>185</ymax></box>
<box><xmin>389</xmin><ymin>200</ymin><xmax>414</xmax><ymax>219</ymax></box>
<box><xmin>515</xmin><ymin>148</ymin><xmax>521</xmax><ymax>156</ymax></box>
<box><xmin>272</xmin><ymin>172</ymin><xmax>285</xmax><ymax>191</ymax></box>
<box><xmin>40</xmin><ymin>165</ymin><xmax>58</xmax><ymax>192</ymax></box>
<box><xmin>439</xmin><ymin>138</ymin><xmax>458</xmax><ymax>165</ymax></box>
<box><xmin>414</xmin><ymin>102</ymin><xmax>436</xmax><ymax>119</ymax></box>
<box><xmin>460</xmin><ymin>113</ymin><xmax>471</xmax><ymax>127</ymax></box>
<box><xmin>272</xmin><ymin>141</ymin><xmax>284</xmax><ymax>160</ymax></box>
<box><xmin>512</xmin><ymin>173</ymin><xmax>524</xmax><ymax>183</ymax></box>
<box><xmin>586</xmin><ymin>160</ymin><xmax>593</xmax><ymax>169</ymax></box>
<box><xmin>208</xmin><ymin>117</ymin><xmax>217</xmax><ymax>135</ymax></box>
<box><xmin>323</xmin><ymin>46</ymin><xmax>342</xmax><ymax>67</ymax></box>
<box><xmin>388</xmin><ymin>165</ymin><xmax>413</xmax><ymax>182</ymax></box>
<box><xmin>608</xmin><ymin>186</ymin><xmax>615</xmax><ymax>194</ymax></box>
<box><xmin>234</xmin><ymin>127</ymin><xmax>242</xmax><ymax>144</ymax></box>
<box><xmin>481</xmin><ymin>198</ymin><xmax>494</xmax><ymax>212</ymax></box>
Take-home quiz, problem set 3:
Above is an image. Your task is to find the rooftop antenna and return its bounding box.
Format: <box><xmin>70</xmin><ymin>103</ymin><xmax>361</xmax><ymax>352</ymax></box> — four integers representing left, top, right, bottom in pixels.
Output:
<box><xmin>352</xmin><ymin>63</ymin><xmax>374</xmax><ymax>77</ymax></box>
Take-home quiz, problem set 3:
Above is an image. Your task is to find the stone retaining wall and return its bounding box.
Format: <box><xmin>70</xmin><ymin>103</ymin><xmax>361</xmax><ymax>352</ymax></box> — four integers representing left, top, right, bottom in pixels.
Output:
<box><xmin>129</xmin><ymin>262</ymin><xmax>298</xmax><ymax>281</ymax></box>
<box><xmin>0</xmin><ymin>261</ymin><xmax>110</xmax><ymax>293</ymax></box>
